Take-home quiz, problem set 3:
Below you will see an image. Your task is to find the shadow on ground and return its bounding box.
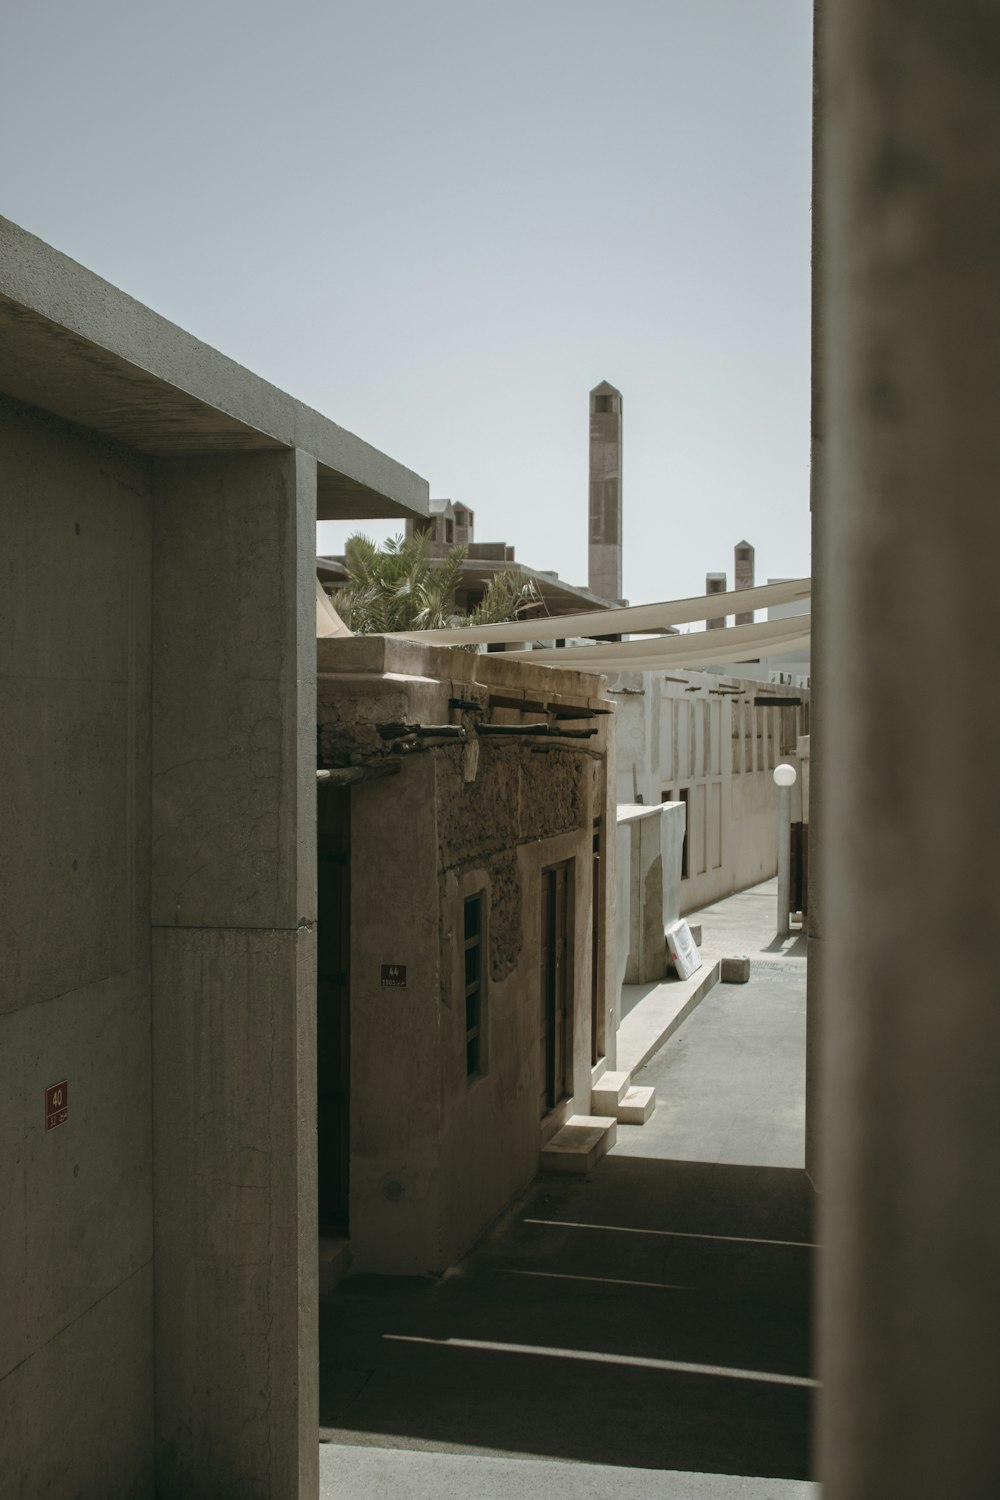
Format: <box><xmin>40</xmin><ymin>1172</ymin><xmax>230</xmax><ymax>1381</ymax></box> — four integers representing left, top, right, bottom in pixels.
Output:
<box><xmin>320</xmin><ymin>1155</ymin><xmax>815</xmax><ymax>1479</ymax></box>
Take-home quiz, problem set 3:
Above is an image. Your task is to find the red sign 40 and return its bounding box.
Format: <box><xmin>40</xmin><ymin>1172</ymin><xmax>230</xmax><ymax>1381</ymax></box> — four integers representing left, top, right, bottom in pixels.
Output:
<box><xmin>45</xmin><ymin>1081</ymin><xmax>68</xmax><ymax>1131</ymax></box>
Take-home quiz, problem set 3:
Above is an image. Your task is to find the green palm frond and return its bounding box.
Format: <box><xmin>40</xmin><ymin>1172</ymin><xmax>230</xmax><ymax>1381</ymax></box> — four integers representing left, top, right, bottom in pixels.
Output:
<box><xmin>333</xmin><ymin>532</ymin><xmax>542</xmax><ymax>639</ymax></box>
<box><xmin>467</xmin><ymin>570</ymin><xmax>542</xmax><ymax>626</ymax></box>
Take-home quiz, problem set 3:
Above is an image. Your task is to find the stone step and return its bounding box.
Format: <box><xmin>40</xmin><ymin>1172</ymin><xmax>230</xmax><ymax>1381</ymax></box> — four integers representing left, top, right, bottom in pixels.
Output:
<box><xmin>591</xmin><ymin>1070</ymin><xmax>631</xmax><ymax>1113</ymax></box>
<box><xmin>318</xmin><ymin>1236</ymin><xmax>352</xmax><ymax>1294</ymax></box>
<box><xmin>618</xmin><ymin>1085</ymin><xmax>656</xmax><ymax>1125</ymax></box>
<box><xmin>540</xmin><ymin>1115</ymin><xmax>617</xmax><ymax>1174</ymax></box>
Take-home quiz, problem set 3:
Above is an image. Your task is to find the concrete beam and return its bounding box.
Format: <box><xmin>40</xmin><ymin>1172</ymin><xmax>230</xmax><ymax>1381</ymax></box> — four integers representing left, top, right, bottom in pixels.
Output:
<box><xmin>0</xmin><ymin>216</ymin><xmax>428</xmax><ymax>521</ymax></box>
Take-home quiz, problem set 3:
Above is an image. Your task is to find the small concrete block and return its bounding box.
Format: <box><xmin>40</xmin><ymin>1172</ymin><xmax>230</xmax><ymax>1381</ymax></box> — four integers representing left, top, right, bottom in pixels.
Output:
<box><xmin>721</xmin><ymin>954</ymin><xmax>751</xmax><ymax>983</ymax></box>
<box><xmin>591</xmin><ymin>1070</ymin><xmax>630</xmax><ymax>1112</ymax></box>
<box><xmin>688</xmin><ymin>923</ymin><xmax>703</xmax><ymax>944</ymax></box>
<box><xmin>540</xmin><ymin>1115</ymin><xmax>617</xmax><ymax>1174</ymax></box>
<box><xmin>617</xmin><ymin>1086</ymin><xmax>656</xmax><ymax>1125</ymax></box>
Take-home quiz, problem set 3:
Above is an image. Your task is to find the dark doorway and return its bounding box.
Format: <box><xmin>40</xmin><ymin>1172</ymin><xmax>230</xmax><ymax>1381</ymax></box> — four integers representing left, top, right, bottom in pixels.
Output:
<box><xmin>540</xmin><ymin>859</ymin><xmax>573</xmax><ymax>1114</ymax></box>
<box><xmin>674</xmin><ymin>787</ymin><xmax>691</xmax><ymax>879</ymax></box>
<box><xmin>790</xmin><ymin>821</ymin><xmax>809</xmax><ymax>918</ymax></box>
<box><xmin>317</xmin><ymin>786</ymin><xmax>350</xmax><ymax>1233</ymax></box>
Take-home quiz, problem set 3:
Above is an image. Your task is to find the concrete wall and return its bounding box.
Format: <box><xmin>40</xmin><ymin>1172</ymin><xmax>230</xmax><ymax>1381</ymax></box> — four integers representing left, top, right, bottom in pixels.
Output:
<box><xmin>0</xmin><ymin>421</ymin><xmax>323</xmax><ymax>1499</ymax></box>
<box><xmin>0</xmin><ymin>397</ymin><xmax>156</xmax><ymax>1497</ymax></box>
<box><xmin>616</xmin><ymin>803</ymin><xmax>685</xmax><ymax>984</ymax></box>
<box><xmin>0</xmin><ymin>217</ymin><xmax>430</xmax><ymax>1500</ymax></box>
<box><xmin>317</xmin><ymin>638</ymin><xmax>614</xmax><ymax>1275</ymax></box>
<box><xmin>612</xmin><ymin>668</ymin><xmax>808</xmax><ymax>912</ymax></box>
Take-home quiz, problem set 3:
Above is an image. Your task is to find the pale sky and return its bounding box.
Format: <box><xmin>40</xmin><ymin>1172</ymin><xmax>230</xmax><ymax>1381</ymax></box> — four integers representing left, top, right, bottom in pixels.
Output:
<box><xmin>1</xmin><ymin>0</ymin><xmax>812</xmax><ymax>606</ymax></box>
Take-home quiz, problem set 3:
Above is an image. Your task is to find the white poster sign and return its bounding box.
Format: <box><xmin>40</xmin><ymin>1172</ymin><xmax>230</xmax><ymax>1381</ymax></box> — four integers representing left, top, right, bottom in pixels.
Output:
<box><xmin>666</xmin><ymin>919</ymin><xmax>702</xmax><ymax>980</ymax></box>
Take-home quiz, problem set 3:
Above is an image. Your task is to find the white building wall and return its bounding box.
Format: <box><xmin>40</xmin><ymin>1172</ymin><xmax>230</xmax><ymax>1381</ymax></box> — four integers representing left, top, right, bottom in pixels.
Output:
<box><xmin>611</xmin><ymin>668</ymin><xmax>809</xmax><ymax>914</ymax></box>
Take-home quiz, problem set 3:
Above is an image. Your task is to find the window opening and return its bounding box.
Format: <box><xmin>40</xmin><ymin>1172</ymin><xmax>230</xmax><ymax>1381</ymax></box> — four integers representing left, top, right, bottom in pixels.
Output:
<box><xmin>464</xmin><ymin>893</ymin><xmax>485</xmax><ymax>1078</ymax></box>
<box><xmin>678</xmin><ymin>787</ymin><xmax>691</xmax><ymax>879</ymax></box>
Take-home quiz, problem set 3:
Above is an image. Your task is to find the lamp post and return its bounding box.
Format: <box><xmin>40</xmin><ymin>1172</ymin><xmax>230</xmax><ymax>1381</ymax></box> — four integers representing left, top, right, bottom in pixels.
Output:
<box><xmin>773</xmin><ymin>762</ymin><xmax>798</xmax><ymax>937</ymax></box>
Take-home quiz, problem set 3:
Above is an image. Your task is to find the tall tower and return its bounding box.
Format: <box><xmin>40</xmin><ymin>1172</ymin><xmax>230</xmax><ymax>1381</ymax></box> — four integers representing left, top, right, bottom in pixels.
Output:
<box><xmin>734</xmin><ymin>539</ymin><xmax>755</xmax><ymax>625</ymax></box>
<box><xmin>588</xmin><ymin>381</ymin><xmax>623</xmax><ymax>603</ymax></box>
<box><xmin>705</xmin><ymin>572</ymin><xmax>727</xmax><ymax>629</ymax></box>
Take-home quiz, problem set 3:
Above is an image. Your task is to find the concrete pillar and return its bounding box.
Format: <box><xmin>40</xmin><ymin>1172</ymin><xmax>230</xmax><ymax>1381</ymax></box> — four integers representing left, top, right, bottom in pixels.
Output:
<box><xmin>818</xmin><ymin>4</ymin><xmax>1000</xmax><ymax>1496</ymax></box>
<box><xmin>705</xmin><ymin>572</ymin><xmax>727</xmax><ymax>629</ymax></box>
<box><xmin>588</xmin><ymin>381</ymin><xmax>623</xmax><ymax>603</ymax></box>
<box><xmin>734</xmin><ymin>540</ymin><xmax>755</xmax><ymax>625</ymax></box>
<box><xmin>617</xmin><ymin>805</ymin><xmax>669</xmax><ymax>984</ymax></box>
<box><xmin>805</xmin><ymin>0</ymin><xmax>826</xmax><ymax>1192</ymax></box>
<box><xmin>150</xmin><ymin>450</ymin><xmax>318</xmax><ymax>1499</ymax></box>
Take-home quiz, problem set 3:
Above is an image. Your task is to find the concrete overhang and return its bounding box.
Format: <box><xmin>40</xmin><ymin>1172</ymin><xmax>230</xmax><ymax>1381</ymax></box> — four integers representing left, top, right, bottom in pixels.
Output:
<box><xmin>457</xmin><ymin>557</ymin><xmax>616</xmax><ymax>613</ymax></box>
<box><xmin>0</xmin><ymin>217</ymin><xmax>429</xmax><ymax>521</ymax></box>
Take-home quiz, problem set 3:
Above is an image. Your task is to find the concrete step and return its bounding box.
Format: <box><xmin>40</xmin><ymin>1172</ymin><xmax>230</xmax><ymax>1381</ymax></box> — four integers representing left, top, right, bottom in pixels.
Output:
<box><xmin>540</xmin><ymin>1115</ymin><xmax>617</xmax><ymax>1174</ymax></box>
<box><xmin>320</xmin><ymin>1443</ymin><xmax>820</xmax><ymax>1499</ymax></box>
<box><xmin>318</xmin><ymin>1236</ymin><xmax>352</xmax><ymax>1294</ymax></box>
<box><xmin>591</xmin><ymin>1070</ymin><xmax>630</xmax><ymax>1112</ymax></box>
<box><xmin>618</xmin><ymin>1084</ymin><xmax>656</xmax><ymax>1125</ymax></box>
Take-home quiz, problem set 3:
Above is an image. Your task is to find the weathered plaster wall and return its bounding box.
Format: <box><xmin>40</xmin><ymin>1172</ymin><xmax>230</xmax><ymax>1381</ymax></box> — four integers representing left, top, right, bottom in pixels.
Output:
<box><xmin>317</xmin><ymin>638</ymin><xmax>612</xmax><ymax>1275</ymax></box>
<box><xmin>345</xmin><ymin>754</ymin><xmax>445</xmax><ymax>1273</ymax></box>
<box><xmin>436</xmin><ymin>742</ymin><xmax>596</xmax><ymax>1266</ymax></box>
<box><xmin>0</xmin><ymin>396</ymin><xmax>155</xmax><ymax>1496</ymax></box>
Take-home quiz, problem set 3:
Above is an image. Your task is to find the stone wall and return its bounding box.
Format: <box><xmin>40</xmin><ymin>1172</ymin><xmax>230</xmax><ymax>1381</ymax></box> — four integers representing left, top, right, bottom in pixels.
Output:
<box><xmin>317</xmin><ymin>637</ymin><xmax>613</xmax><ymax>1275</ymax></box>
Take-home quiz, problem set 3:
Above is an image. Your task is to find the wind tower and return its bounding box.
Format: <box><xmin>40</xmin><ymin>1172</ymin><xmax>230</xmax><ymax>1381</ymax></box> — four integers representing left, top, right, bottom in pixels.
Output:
<box><xmin>735</xmin><ymin>540</ymin><xmax>755</xmax><ymax>625</ymax></box>
<box><xmin>588</xmin><ymin>381</ymin><xmax>623</xmax><ymax>603</ymax></box>
<box><xmin>705</xmin><ymin>572</ymin><xmax>727</xmax><ymax>629</ymax></box>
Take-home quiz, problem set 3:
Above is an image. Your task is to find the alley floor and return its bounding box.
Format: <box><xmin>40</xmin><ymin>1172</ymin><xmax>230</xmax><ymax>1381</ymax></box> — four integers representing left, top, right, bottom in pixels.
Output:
<box><xmin>319</xmin><ymin>883</ymin><xmax>817</xmax><ymax>1498</ymax></box>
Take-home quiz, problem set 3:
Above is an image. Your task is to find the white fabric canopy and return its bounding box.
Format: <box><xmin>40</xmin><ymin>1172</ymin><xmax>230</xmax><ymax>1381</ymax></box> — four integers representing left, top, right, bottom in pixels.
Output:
<box><xmin>386</xmin><ymin>575</ymin><xmax>810</xmax><ymax>647</ymax></box>
<box><xmin>316</xmin><ymin>572</ymin><xmax>810</xmax><ymax>675</ymax></box>
<box><xmin>512</xmin><ymin>614</ymin><xmax>810</xmax><ymax>673</ymax></box>
<box><xmin>316</xmin><ymin>579</ymin><xmax>353</xmax><ymax>638</ymax></box>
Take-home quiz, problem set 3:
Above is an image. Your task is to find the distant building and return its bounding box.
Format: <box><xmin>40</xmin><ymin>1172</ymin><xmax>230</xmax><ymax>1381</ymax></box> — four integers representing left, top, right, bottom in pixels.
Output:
<box><xmin>318</xmin><ymin>495</ymin><xmax>621</xmax><ymax>623</ymax></box>
<box><xmin>588</xmin><ymin>380</ymin><xmax>624</xmax><ymax>604</ymax></box>
<box><xmin>611</xmin><ymin>665</ymin><xmax>810</xmax><ymax>914</ymax></box>
<box><xmin>734</xmin><ymin>540</ymin><xmax>755</xmax><ymax>625</ymax></box>
<box><xmin>705</xmin><ymin>572</ymin><xmax>728</xmax><ymax>629</ymax></box>
<box><xmin>320</xmin><ymin>379</ymin><xmax>631</xmax><ymax>622</ymax></box>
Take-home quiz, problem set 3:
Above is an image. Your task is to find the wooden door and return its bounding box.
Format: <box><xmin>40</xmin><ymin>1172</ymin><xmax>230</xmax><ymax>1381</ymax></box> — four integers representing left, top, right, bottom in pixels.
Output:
<box><xmin>540</xmin><ymin>860</ymin><xmax>572</xmax><ymax>1114</ymax></box>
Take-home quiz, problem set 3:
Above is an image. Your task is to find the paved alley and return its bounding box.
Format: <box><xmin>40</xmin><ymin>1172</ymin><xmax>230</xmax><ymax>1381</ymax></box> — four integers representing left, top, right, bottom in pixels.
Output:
<box><xmin>319</xmin><ymin>883</ymin><xmax>817</xmax><ymax>1498</ymax></box>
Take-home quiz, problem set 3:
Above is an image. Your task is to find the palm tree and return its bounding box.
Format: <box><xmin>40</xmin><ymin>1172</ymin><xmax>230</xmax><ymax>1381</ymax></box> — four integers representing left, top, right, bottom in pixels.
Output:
<box><xmin>335</xmin><ymin>532</ymin><xmax>542</xmax><ymax>639</ymax></box>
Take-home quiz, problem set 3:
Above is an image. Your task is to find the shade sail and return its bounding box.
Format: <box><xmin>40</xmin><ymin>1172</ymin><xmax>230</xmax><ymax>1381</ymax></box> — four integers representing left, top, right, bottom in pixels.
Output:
<box><xmin>511</xmin><ymin>611</ymin><xmax>809</xmax><ymax>668</ymax></box>
<box><xmin>316</xmin><ymin>579</ymin><xmax>353</xmax><ymax>638</ymax></box>
<box><xmin>526</xmin><ymin>629</ymin><xmax>812</xmax><ymax>675</ymax></box>
<box><xmin>386</xmin><ymin>575</ymin><xmax>809</xmax><ymax>647</ymax></box>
